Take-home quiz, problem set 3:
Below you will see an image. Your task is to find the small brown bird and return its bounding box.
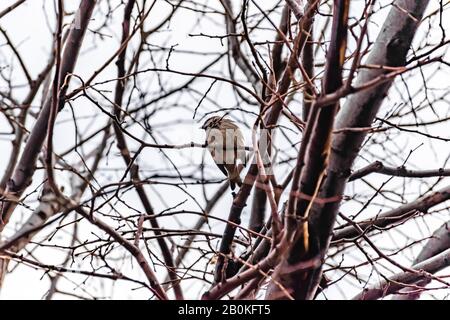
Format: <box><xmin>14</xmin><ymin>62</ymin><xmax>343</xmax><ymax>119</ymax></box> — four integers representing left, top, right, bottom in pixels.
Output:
<box><xmin>201</xmin><ymin>116</ymin><xmax>246</xmax><ymax>190</ymax></box>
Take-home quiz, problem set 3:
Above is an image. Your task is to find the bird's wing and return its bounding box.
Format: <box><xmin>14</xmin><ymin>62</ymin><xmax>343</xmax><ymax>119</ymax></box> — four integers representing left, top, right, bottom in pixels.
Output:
<box><xmin>209</xmin><ymin>144</ymin><xmax>228</xmax><ymax>177</ymax></box>
<box><xmin>215</xmin><ymin>163</ymin><xmax>228</xmax><ymax>177</ymax></box>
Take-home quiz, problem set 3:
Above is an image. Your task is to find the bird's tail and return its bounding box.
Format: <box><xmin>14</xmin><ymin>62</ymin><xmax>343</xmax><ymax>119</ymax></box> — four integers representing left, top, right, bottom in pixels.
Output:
<box><xmin>228</xmin><ymin>165</ymin><xmax>243</xmax><ymax>191</ymax></box>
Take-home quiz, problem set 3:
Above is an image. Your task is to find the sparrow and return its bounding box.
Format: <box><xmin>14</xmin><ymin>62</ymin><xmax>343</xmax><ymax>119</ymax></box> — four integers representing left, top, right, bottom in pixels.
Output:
<box><xmin>201</xmin><ymin>116</ymin><xmax>246</xmax><ymax>190</ymax></box>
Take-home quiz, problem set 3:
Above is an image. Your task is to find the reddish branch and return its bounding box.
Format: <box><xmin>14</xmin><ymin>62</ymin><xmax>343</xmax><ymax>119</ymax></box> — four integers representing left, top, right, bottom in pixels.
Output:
<box><xmin>0</xmin><ymin>130</ymin><xmax>107</xmax><ymax>287</ymax></box>
<box><xmin>0</xmin><ymin>0</ymin><xmax>448</xmax><ymax>301</ymax></box>
<box><xmin>212</xmin><ymin>0</ymin><xmax>320</xmax><ymax>285</ymax></box>
<box><xmin>292</xmin><ymin>0</ymin><xmax>431</xmax><ymax>299</ymax></box>
<box><xmin>0</xmin><ymin>47</ymin><xmax>55</xmax><ymax>191</ymax></box>
<box><xmin>267</xmin><ymin>0</ymin><xmax>350</xmax><ymax>300</ymax></box>
<box><xmin>71</xmin><ymin>205</ymin><xmax>168</xmax><ymax>300</ymax></box>
<box><xmin>111</xmin><ymin>0</ymin><xmax>183</xmax><ymax>300</ymax></box>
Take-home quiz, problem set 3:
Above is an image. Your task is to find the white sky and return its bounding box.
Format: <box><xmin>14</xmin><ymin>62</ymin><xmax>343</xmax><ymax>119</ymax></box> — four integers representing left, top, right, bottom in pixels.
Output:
<box><xmin>0</xmin><ymin>0</ymin><xmax>449</xmax><ymax>300</ymax></box>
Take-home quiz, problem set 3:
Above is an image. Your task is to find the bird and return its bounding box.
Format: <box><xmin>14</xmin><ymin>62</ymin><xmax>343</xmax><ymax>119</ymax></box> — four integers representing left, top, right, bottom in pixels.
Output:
<box><xmin>201</xmin><ymin>116</ymin><xmax>246</xmax><ymax>191</ymax></box>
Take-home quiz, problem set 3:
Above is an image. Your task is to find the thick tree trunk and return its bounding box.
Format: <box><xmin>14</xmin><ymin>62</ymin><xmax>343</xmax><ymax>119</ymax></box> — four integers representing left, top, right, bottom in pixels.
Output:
<box><xmin>266</xmin><ymin>0</ymin><xmax>430</xmax><ymax>300</ymax></box>
<box><xmin>0</xmin><ymin>0</ymin><xmax>96</xmax><ymax>231</ymax></box>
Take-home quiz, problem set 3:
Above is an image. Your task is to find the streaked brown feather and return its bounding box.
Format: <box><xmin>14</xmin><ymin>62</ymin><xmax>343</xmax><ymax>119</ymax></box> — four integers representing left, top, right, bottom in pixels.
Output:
<box><xmin>202</xmin><ymin>116</ymin><xmax>245</xmax><ymax>190</ymax></box>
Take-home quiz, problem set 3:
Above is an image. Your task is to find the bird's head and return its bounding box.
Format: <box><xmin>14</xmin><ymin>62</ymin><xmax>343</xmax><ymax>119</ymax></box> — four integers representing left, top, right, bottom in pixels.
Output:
<box><xmin>201</xmin><ymin>116</ymin><xmax>222</xmax><ymax>130</ymax></box>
